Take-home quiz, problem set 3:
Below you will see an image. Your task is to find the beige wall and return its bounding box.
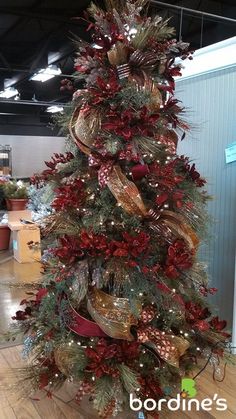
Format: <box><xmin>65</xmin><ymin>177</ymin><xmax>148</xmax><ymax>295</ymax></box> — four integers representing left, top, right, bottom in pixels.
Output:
<box><xmin>0</xmin><ymin>135</ymin><xmax>65</xmax><ymax>178</ymax></box>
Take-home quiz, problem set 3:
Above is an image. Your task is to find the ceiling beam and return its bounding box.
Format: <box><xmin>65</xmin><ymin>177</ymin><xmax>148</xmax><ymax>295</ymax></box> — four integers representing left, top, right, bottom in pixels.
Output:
<box><xmin>150</xmin><ymin>0</ymin><xmax>236</xmax><ymax>23</ymax></box>
<box><xmin>0</xmin><ymin>7</ymin><xmax>88</xmax><ymax>26</ymax></box>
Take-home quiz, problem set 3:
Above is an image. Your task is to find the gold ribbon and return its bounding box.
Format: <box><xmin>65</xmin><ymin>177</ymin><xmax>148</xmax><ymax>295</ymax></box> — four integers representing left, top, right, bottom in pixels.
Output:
<box><xmin>87</xmin><ymin>287</ymin><xmax>142</xmax><ymax>341</ymax></box>
<box><xmin>107</xmin><ymin>165</ymin><xmax>148</xmax><ymax>217</ymax></box>
<box><xmin>69</xmin><ymin>107</ymin><xmax>101</xmax><ymax>156</ymax></box>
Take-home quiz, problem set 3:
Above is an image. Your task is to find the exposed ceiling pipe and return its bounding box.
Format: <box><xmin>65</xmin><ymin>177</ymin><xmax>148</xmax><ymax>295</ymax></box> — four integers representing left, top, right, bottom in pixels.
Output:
<box><xmin>150</xmin><ymin>0</ymin><xmax>236</xmax><ymax>23</ymax></box>
<box><xmin>0</xmin><ymin>99</ymin><xmax>68</xmax><ymax>107</ymax></box>
<box><xmin>0</xmin><ymin>67</ymin><xmax>75</xmax><ymax>78</ymax></box>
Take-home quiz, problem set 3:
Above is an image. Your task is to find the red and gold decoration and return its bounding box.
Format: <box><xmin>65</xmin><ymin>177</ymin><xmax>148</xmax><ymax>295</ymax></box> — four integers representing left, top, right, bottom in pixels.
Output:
<box><xmin>137</xmin><ymin>306</ymin><xmax>190</xmax><ymax>367</ymax></box>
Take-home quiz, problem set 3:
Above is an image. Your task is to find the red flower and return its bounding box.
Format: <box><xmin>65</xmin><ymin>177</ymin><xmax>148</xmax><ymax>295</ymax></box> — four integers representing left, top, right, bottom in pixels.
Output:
<box><xmin>52</xmin><ymin>178</ymin><xmax>85</xmax><ymax>211</ymax></box>
<box><xmin>185</xmin><ymin>302</ymin><xmax>211</xmax><ymax>323</ymax></box>
<box><xmin>209</xmin><ymin>316</ymin><xmax>230</xmax><ymax>337</ymax></box>
<box><xmin>194</xmin><ymin>320</ymin><xmax>210</xmax><ymax>331</ymax></box>
<box><xmin>80</xmin><ymin>230</ymin><xmax>109</xmax><ymax>257</ymax></box>
<box><xmin>36</xmin><ymin>288</ymin><xmax>48</xmax><ymax>303</ymax></box>
<box><xmin>156</xmin><ymin>190</ymin><xmax>185</xmax><ymax>208</ymax></box>
<box><xmin>209</xmin><ymin>316</ymin><xmax>226</xmax><ymax>331</ymax></box>
<box><xmin>150</xmin><ymin>161</ymin><xmax>185</xmax><ymax>208</ymax></box>
<box><xmin>102</xmin><ymin>106</ymin><xmax>159</xmax><ymax>141</ymax></box>
<box><xmin>199</xmin><ymin>286</ymin><xmax>218</xmax><ymax>297</ymax></box>
<box><xmin>177</xmin><ymin>156</ymin><xmax>206</xmax><ymax>187</ymax></box>
<box><xmin>88</xmin><ymin>73</ymin><xmax>121</xmax><ymax>105</ymax></box>
<box><xmin>139</xmin><ymin>376</ymin><xmax>163</xmax><ymax>398</ymax></box>
<box><xmin>117</xmin><ymin>341</ymin><xmax>140</xmax><ymax>361</ymax></box>
<box><xmin>53</xmin><ymin>235</ymin><xmax>83</xmax><ymax>263</ymax></box>
<box><xmin>164</xmin><ymin>239</ymin><xmax>194</xmax><ymax>278</ymax></box>
<box><xmin>111</xmin><ymin>231</ymin><xmax>150</xmax><ymax>258</ymax></box>
<box><xmin>85</xmin><ymin>339</ymin><xmax>120</xmax><ymax>378</ymax></box>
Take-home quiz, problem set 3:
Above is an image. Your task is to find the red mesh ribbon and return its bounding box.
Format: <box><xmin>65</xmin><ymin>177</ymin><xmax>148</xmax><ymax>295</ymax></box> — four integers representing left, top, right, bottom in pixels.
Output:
<box><xmin>68</xmin><ymin>304</ymin><xmax>107</xmax><ymax>337</ymax></box>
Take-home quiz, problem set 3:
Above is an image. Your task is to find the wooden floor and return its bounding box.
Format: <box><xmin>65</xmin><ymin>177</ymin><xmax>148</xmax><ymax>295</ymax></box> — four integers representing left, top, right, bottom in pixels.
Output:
<box><xmin>0</xmin><ymin>344</ymin><xmax>235</xmax><ymax>419</ymax></box>
<box><xmin>0</xmin><ymin>257</ymin><xmax>235</xmax><ymax>418</ymax></box>
<box><xmin>0</xmin><ymin>258</ymin><xmax>41</xmax><ymax>335</ymax></box>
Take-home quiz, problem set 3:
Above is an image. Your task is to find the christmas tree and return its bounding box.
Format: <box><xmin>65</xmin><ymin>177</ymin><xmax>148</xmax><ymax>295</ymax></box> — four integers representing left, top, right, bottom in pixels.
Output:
<box><xmin>11</xmin><ymin>1</ymin><xmax>230</xmax><ymax>417</ymax></box>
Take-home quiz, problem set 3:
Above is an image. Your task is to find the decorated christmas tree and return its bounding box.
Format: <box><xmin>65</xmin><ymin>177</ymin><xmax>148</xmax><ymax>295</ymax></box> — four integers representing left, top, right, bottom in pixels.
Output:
<box><xmin>11</xmin><ymin>1</ymin><xmax>230</xmax><ymax>417</ymax></box>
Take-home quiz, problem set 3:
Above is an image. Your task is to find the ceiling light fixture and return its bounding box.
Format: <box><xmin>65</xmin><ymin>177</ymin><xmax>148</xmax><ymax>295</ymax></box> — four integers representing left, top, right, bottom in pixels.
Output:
<box><xmin>30</xmin><ymin>65</ymin><xmax>62</xmax><ymax>82</ymax></box>
<box><xmin>0</xmin><ymin>87</ymin><xmax>19</xmax><ymax>99</ymax></box>
<box><xmin>46</xmin><ymin>105</ymin><xmax>64</xmax><ymax>113</ymax></box>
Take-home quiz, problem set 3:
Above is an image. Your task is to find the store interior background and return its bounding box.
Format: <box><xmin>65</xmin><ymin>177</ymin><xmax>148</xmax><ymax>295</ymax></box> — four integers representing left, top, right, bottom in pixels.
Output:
<box><xmin>0</xmin><ymin>0</ymin><xmax>236</xmax><ymax>330</ymax></box>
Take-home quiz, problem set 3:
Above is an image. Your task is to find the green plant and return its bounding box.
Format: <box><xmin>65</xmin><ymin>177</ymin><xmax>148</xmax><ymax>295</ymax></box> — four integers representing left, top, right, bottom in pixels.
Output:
<box><xmin>2</xmin><ymin>180</ymin><xmax>28</xmax><ymax>199</ymax></box>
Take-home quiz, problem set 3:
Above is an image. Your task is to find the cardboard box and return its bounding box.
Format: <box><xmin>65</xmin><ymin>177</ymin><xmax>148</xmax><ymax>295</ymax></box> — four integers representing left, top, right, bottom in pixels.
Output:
<box><xmin>12</xmin><ymin>228</ymin><xmax>41</xmax><ymax>263</ymax></box>
<box><xmin>8</xmin><ymin>210</ymin><xmax>32</xmax><ymax>228</ymax></box>
<box><xmin>8</xmin><ymin>210</ymin><xmax>41</xmax><ymax>263</ymax></box>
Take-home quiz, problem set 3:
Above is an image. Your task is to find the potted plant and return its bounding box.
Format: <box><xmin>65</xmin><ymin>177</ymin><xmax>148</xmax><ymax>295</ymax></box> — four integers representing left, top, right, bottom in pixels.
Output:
<box><xmin>2</xmin><ymin>180</ymin><xmax>29</xmax><ymax>211</ymax></box>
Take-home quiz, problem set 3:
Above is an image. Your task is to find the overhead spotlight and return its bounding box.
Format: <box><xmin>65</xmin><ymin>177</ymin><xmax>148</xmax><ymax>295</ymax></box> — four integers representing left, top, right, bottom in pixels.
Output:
<box><xmin>91</xmin><ymin>43</ymin><xmax>103</xmax><ymax>49</ymax></box>
<box><xmin>0</xmin><ymin>86</ymin><xmax>19</xmax><ymax>99</ymax></box>
<box><xmin>30</xmin><ymin>65</ymin><xmax>62</xmax><ymax>82</ymax></box>
<box><xmin>46</xmin><ymin>105</ymin><xmax>64</xmax><ymax>113</ymax></box>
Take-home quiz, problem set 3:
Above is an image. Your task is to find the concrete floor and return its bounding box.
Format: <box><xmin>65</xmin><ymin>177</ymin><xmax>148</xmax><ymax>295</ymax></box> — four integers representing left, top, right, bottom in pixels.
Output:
<box><xmin>0</xmin><ymin>254</ymin><xmax>41</xmax><ymax>335</ymax></box>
